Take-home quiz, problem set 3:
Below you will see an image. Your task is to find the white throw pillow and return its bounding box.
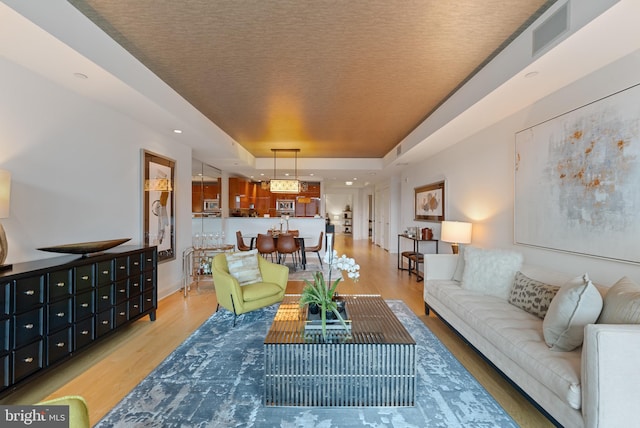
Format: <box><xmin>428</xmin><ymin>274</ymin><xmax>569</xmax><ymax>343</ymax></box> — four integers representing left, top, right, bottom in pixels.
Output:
<box><xmin>543</xmin><ymin>273</ymin><xmax>603</xmax><ymax>351</ymax></box>
<box><xmin>598</xmin><ymin>276</ymin><xmax>640</xmax><ymax>324</ymax></box>
<box><xmin>460</xmin><ymin>246</ymin><xmax>523</xmax><ymax>300</ymax></box>
<box><xmin>225</xmin><ymin>249</ymin><xmax>263</xmax><ymax>286</ymax></box>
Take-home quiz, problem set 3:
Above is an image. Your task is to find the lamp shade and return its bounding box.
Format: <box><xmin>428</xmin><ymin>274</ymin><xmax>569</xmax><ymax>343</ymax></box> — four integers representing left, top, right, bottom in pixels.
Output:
<box><xmin>0</xmin><ymin>170</ymin><xmax>11</xmax><ymax>219</ymax></box>
<box><xmin>440</xmin><ymin>221</ymin><xmax>472</xmax><ymax>244</ymax></box>
<box><xmin>270</xmin><ymin>179</ymin><xmax>300</xmax><ymax>193</ymax></box>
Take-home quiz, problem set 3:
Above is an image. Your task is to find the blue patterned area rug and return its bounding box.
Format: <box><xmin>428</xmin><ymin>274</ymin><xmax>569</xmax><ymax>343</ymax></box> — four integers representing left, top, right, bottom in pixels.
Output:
<box><xmin>96</xmin><ymin>301</ymin><xmax>517</xmax><ymax>428</ymax></box>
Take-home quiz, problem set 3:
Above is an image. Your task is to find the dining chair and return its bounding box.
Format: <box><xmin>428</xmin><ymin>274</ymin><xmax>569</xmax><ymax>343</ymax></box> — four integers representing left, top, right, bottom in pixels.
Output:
<box><xmin>276</xmin><ymin>233</ymin><xmax>299</xmax><ymax>269</ymax></box>
<box><xmin>305</xmin><ymin>231</ymin><xmax>324</xmax><ymax>267</ymax></box>
<box><xmin>256</xmin><ymin>233</ymin><xmax>277</xmax><ymax>261</ymax></box>
<box><xmin>236</xmin><ymin>231</ymin><xmax>251</xmax><ymax>251</ymax></box>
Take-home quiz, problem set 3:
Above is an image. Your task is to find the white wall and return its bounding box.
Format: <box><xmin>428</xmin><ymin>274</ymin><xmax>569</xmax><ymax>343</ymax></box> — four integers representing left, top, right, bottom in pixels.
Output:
<box><xmin>399</xmin><ymin>49</ymin><xmax>640</xmax><ymax>286</ymax></box>
<box><xmin>0</xmin><ymin>57</ymin><xmax>192</xmax><ymax>298</ymax></box>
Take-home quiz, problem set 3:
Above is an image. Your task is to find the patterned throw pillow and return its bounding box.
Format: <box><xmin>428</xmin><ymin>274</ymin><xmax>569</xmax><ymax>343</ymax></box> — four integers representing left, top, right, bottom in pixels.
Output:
<box><xmin>225</xmin><ymin>249</ymin><xmax>263</xmax><ymax>286</ymax></box>
<box><xmin>509</xmin><ymin>271</ymin><xmax>559</xmax><ymax>318</ymax></box>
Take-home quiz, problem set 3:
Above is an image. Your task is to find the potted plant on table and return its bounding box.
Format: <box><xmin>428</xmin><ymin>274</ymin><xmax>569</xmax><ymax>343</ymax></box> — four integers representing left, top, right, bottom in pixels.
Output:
<box><xmin>299</xmin><ymin>250</ymin><xmax>359</xmax><ymax>339</ymax></box>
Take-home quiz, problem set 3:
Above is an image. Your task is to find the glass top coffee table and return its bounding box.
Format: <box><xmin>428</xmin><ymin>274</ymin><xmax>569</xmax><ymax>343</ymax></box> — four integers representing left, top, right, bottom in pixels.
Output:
<box><xmin>264</xmin><ymin>294</ymin><xmax>416</xmax><ymax>407</ymax></box>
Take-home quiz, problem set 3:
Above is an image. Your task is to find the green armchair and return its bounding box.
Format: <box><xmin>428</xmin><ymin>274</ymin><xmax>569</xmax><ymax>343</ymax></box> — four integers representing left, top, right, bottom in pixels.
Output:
<box><xmin>212</xmin><ymin>252</ymin><xmax>288</xmax><ymax>324</ymax></box>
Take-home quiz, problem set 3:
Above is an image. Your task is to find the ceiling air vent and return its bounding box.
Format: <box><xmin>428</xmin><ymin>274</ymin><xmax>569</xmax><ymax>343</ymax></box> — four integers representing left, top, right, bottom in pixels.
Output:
<box><xmin>396</xmin><ymin>145</ymin><xmax>402</xmax><ymax>157</ymax></box>
<box><xmin>532</xmin><ymin>2</ymin><xmax>569</xmax><ymax>57</ymax></box>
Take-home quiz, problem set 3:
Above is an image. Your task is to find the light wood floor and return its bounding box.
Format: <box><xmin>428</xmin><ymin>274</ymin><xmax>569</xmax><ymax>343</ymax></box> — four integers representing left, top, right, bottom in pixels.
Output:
<box><xmin>0</xmin><ymin>235</ymin><xmax>553</xmax><ymax>427</ymax></box>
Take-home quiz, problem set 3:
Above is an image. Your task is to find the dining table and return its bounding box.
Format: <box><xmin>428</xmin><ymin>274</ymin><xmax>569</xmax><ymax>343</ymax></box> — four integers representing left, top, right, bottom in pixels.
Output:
<box><xmin>245</xmin><ymin>233</ymin><xmax>310</xmax><ymax>270</ymax></box>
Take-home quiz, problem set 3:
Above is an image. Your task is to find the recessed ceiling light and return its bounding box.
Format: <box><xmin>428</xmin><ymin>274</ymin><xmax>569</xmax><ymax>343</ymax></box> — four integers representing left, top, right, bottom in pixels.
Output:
<box><xmin>525</xmin><ymin>71</ymin><xmax>539</xmax><ymax>78</ymax></box>
<box><xmin>345</xmin><ymin>181</ymin><xmax>353</xmax><ymax>186</ymax></box>
<box><xmin>73</xmin><ymin>72</ymin><xmax>88</xmax><ymax>79</ymax></box>
<box><xmin>173</xmin><ymin>129</ymin><xmax>183</xmax><ymax>134</ymax></box>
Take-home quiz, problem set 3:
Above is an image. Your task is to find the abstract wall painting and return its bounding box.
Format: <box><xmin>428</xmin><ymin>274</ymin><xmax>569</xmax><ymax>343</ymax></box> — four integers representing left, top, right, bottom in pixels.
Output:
<box><xmin>142</xmin><ymin>150</ymin><xmax>176</xmax><ymax>262</ymax></box>
<box><xmin>515</xmin><ymin>83</ymin><xmax>640</xmax><ymax>263</ymax></box>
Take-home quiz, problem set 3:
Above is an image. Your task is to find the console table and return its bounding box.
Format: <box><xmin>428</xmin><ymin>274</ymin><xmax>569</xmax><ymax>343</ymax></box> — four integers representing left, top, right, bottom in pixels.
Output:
<box><xmin>397</xmin><ymin>234</ymin><xmax>438</xmax><ymax>281</ymax></box>
<box><xmin>0</xmin><ymin>245</ymin><xmax>157</xmax><ymax>396</ymax></box>
<box><xmin>264</xmin><ymin>295</ymin><xmax>416</xmax><ymax>407</ymax></box>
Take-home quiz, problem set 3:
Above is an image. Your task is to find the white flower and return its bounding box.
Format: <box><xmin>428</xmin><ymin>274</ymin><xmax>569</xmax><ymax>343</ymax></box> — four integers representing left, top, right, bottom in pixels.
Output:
<box><xmin>323</xmin><ymin>249</ymin><xmax>359</xmax><ymax>282</ymax></box>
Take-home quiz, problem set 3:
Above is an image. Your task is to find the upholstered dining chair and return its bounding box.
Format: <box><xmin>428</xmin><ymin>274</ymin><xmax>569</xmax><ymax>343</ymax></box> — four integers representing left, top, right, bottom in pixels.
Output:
<box><xmin>236</xmin><ymin>231</ymin><xmax>251</xmax><ymax>251</ymax></box>
<box><xmin>305</xmin><ymin>231</ymin><xmax>324</xmax><ymax>266</ymax></box>
<box><xmin>256</xmin><ymin>233</ymin><xmax>277</xmax><ymax>261</ymax></box>
<box><xmin>276</xmin><ymin>233</ymin><xmax>300</xmax><ymax>269</ymax></box>
<box><xmin>212</xmin><ymin>250</ymin><xmax>288</xmax><ymax>325</ymax></box>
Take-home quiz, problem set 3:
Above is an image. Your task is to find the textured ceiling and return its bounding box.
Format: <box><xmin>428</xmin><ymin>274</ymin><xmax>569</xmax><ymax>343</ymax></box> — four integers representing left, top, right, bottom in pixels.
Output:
<box><xmin>68</xmin><ymin>0</ymin><xmax>554</xmax><ymax>159</ymax></box>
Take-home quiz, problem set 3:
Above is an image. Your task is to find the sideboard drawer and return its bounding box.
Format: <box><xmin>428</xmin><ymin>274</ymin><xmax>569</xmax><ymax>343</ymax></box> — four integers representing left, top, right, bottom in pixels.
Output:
<box><xmin>115</xmin><ymin>302</ymin><xmax>128</xmax><ymax>327</ymax></box>
<box><xmin>47</xmin><ymin>298</ymin><xmax>72</xmax><ymax>333</ymax></box>
<box><xmin>129</xmin><ymin>295</ymin><xmax>142</xmax><ymax>319</ymax></box>
<box><xmin>47</xmin><ymin>327</ymin><xmax>72</xmax><ymax>365</ymax></box>
<box><xmin>115</xmin><ymin>280</ymin><xmax>128</xmax><ymax>305</ymax></box>
<box><xmin>0</xmin><ymin>282</ymin><xmax>8</xmax><ymax>316</ymax></box>
<box><xmin>129</xmin><ymin>253</ymin><xmax>142</xmax><ymax>276</ymax></box>
<box><xmin>14</xmin><ymin>308</ymin><xmax>43</xmax><ymax>348</ymax></box>
<box><xmin>115</xmin><ymin>256</ymin><xmax>129</xmax><ymax>281</ymax></box>
<box><xmin>0</xmin><ymin>318</ymin><xmax>9</xmax><ymax>354</ymax></box>
<box><xmin>48</xmin><ymin>270</ymin><xmax>72</xmax><ymax>301</ymax></box>
<box><xmin>74</xmin><ymin>291</ymin><xmax>94</xmax><ymax>322</ymax></box>
<box><xmin>96</xmin><ymin>309</ymin><xmax>113</xmax><ymax>338</ymax></box>
<box><xmin>97</xmin><ymin>284</ymin><xmax>114</xmax><ymax>312</ymax></box>
<box><xmin>96</xmin><ymin>260</ymin><xmax>114</xmax><ymax>286</ymax></box>
<box><xmin>74</xmin><ymin>265</ymin><xmax>94</xmax><ymax>293</ymax></box>
<box><xmin>14</xmin><ymin>277</ymin><xmax>44</xmax><ymax>314</ymax></box>
<box><xmin>0</xmin><ymin>354</ymin><xmax>8</xmax><ymax>388</ymax></box>
<box><xmin>13</xmin><ymin>340</ymin><xmax>43</xmax><ymax>383</ymax></box>
<box><xmin>74</xmin><ymin>318</ymin><xmax>94</xmax><ymax>351</ymax></box>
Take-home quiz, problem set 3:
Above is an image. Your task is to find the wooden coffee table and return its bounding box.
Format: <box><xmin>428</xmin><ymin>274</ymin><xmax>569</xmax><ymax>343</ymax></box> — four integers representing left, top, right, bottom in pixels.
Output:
<box><xmin>264</xmin><ymin>294</ymin><xmax>416</xmax><ymax>407</ymax></box>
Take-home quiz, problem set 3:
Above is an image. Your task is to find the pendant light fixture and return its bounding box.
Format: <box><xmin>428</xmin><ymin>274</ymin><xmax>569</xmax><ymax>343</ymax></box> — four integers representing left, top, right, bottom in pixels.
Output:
<box><xmin>270</xmin><ymin>149</ymin><xmax>300</xmax><ymax>193</ymax></box>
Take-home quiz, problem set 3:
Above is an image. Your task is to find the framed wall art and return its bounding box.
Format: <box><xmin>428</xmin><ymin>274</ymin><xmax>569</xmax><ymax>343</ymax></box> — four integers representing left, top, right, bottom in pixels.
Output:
<box><xmin>142</xmin><ymin>150</ymin><xmax>176</xmax><ymax>262</ymax></box>
<box><xmin>415</xmin><ymin>181</ymin><xmax>445</xmax><ymax>221</ymax></box>
<box><xmin>515</xmin><ymin>83</ymin><xmax>640</xmax><ymax>264</ymax></box>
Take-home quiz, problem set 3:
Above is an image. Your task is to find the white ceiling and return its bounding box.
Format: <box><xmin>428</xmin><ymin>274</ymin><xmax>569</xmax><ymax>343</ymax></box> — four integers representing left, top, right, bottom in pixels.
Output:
<box><xmin>1</xmin><ymin>0</ymin><xmax>639</xmax><ymax>189</ymax></box>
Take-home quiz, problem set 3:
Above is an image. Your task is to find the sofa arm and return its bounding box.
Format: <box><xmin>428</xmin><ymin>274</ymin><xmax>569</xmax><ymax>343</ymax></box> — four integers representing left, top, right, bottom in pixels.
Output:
<box><xmin>423</xmin><ymin>254</ymin><xmax>458</xmax><ymax>280</ymax></box>
<box><xmin>582</xmin><ymin>324</ymin><xmax>640</xmax><ymax>428</ymax></box>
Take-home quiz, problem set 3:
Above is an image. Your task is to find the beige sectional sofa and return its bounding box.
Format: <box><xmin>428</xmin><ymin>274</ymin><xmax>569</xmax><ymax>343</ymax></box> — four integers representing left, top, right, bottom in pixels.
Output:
<box><xmin>422</xmin><ymin>251</ymin><xmax>640</xmax><ymax>428</ymax></box>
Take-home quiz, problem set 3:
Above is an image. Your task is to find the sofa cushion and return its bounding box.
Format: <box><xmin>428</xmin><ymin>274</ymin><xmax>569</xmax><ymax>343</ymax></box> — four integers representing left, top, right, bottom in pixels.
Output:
<box><xmin>241</xmin><ymin>281</ymin><xmax>283</xmax><ymax>302</ymax></box>
<box><xmin>461</xmin><ymin>246</ymin><xmax>523</xmax><ymax>300</ymax></box>
<box><xmin>598</xmin><ymin>276</ymin><xmax>640</xmax><ymax>324</ymax></box>
<box><xmin>225</xmin><ymin>249</ymin><xmax>263</xmax><ymax>286</ymax></box>
<box><xmin>543</xmin><ymin>274</ymin><xmax>603</xmax><ymax>351</ymax></box>
<box><xmin>509</xmin><ymin>271</ymin><xmax>560</xmax><ymax>319</ymax></box>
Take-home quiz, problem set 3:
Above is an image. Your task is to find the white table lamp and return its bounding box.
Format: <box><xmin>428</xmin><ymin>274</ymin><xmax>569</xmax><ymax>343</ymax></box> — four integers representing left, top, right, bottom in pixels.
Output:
<box><xmin>440</xmin><ymin>221</ymin><xmax>472</xmax><ymax>254</ymax></box>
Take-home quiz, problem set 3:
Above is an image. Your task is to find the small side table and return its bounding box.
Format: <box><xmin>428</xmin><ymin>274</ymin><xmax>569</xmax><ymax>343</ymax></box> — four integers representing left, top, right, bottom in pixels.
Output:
<box><xmin>183</xmin><ymin>244</ymin><xmax>235</xmax><ymax>296</ymax></box>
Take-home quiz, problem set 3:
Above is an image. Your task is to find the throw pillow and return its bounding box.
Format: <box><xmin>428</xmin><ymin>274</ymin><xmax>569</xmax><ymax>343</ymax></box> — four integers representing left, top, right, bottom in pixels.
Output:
<box><xmin>452</xmin><ymin>245</ymin><xmax>466</xmax><ymax>282</ymax></box>
<box><xmin>509</xmin><ymin>271</ymin><xmax>560</xmax><ymax>319</ymax></box>
<box><xmin>543</xmin><ymin>274</ymin><xmax>603</xmax><ymax>351</ymax></box>
<box><xmin>225</xmin><ymin>249</ymin><xmax>263</xmax><ymax>286</ymax></box>
<box><xmin>598</xmin><ymin>276</ymin><xmax>640</xmax><ymax>324</ymax></box>
<box><xmin>460</xmin><ymin>246</ymin><xmax>523</xmax><ymax>300</ymax></box>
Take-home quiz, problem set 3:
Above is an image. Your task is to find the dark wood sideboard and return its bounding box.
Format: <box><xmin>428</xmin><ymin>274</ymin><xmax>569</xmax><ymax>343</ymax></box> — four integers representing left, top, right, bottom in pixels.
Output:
<box><xmin>0</xmin><ymin>245</ymin><xmax>157</xmax><ymax>396</ymax></box>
